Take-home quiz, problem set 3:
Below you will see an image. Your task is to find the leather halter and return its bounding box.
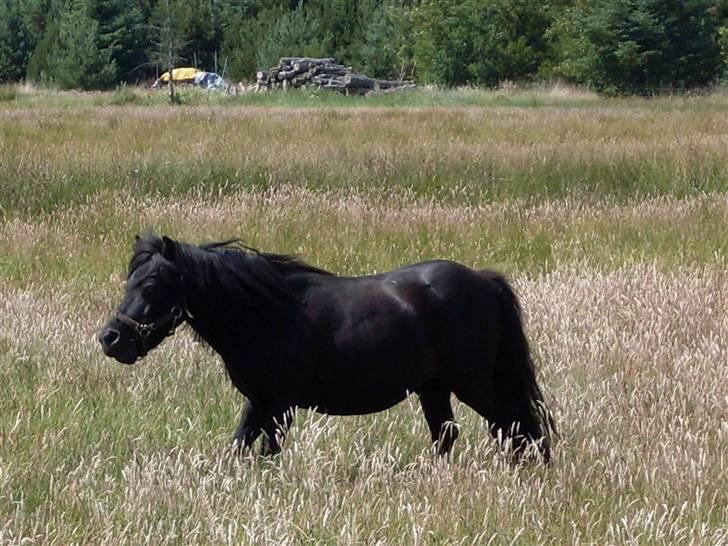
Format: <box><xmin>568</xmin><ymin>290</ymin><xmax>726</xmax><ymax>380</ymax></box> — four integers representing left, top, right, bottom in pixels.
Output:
<box><xmin>116</xmin><ymin>304</ymin><xmax>186</xmax><ymax>338</ymax></box>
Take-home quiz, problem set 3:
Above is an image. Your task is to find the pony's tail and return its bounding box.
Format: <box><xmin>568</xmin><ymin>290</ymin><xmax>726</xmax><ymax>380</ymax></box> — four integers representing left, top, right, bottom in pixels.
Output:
<box><xmin>488</xmin><ymin>273</ymin><xmax>556</xmax><ymax>463</ymax></box>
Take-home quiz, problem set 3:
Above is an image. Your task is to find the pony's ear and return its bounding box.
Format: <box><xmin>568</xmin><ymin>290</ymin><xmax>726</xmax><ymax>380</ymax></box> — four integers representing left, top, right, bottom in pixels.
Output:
<box><xmin>161</xmin><ymin>236</ymin><xmax>177</xmax><ymax>262</ymax></box>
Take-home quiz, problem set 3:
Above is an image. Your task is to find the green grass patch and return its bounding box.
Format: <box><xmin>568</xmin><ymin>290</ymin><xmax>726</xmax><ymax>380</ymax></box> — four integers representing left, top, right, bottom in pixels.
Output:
<box><xmin>2</xmin><ymin>105</ymin><xmax>727</xmax><ymax>215</ymax></box>
<box><xmin>1</xmin><ymin>102</ymin><xmax>726</xmax><ymax>545</ymax></box>
<box><xmin>1</xmin><ymin>190</ymin><xmax>724</xmax><ymax>288</ymax></box>
<box><xmin>5</xmin><ymin>84</ymin><xmax>728</xmax><ymax>112</ymax></box>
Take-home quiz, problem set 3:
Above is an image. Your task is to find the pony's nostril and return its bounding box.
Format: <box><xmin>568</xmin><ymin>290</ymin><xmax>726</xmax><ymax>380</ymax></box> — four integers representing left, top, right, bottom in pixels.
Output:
<box><xmin>100</xmin><ymin>328</ymin><xmax>121</xmax><ymax>350</ymax></box>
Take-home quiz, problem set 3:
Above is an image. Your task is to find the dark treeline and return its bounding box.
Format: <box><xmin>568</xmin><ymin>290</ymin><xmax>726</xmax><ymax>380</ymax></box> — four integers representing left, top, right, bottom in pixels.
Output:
<box><xmin>1</xmin><ymin>0</ymin><xmax>728</xmax><ymax>94</ymax></box>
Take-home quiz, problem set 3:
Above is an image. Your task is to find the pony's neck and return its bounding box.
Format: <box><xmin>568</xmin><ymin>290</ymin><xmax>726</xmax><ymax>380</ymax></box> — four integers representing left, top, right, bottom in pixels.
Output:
<box><xmin>177</xmin><ymin>245</ymin><xmax>311</xmax><ymax>363</ymax></box>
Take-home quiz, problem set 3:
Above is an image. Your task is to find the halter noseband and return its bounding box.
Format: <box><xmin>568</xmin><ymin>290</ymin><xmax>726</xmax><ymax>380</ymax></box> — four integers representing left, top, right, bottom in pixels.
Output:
<box><xmin>116</xmin><ymin>304</ymin><xmax>186</xmax><ymax>338</ymax></box>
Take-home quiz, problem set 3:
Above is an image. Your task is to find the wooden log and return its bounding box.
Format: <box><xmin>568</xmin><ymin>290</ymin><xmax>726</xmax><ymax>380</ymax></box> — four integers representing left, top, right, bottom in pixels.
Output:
<box><xmin>375</xmin><ymin>79</ymin><xmax>414</xmax><ymax>90</ymax></box>
<box><xmin>292</xmin><ymin>75</ymin><xmax>312</xmax><ymax>87</ymax></box>
<box><xmin>313</xmin><ymin>74</ymin><xmax>345</xmax><ymax>86</ymax></box>
<box><xmin>293</xmin><ymin>61</ymin><xmax>312</xmax><ymax>72</ymax></box>
<box><xmin>278</xmin><ymin>68</ymin><xmax>304</xmax><ymax>80</ymax></box>
<box><xmin>311</xmin><ymin>66</ymin><xmax>350</xmax><ymax>77</ymax></box>
<box><xmin>293</xmin><ymin>60</ymin><xmax>346</xmax><ymax>72</ymax></box>
<box><xmin>280</xmin><ymin>57</ymin><xmax>336</xmax><ymax>65</ymax></box>
<box><xmin>368</xmin><ymin>83</ymin><xmax>417</xmax><ymax>95</ymax></box>
<box><xmin>257</xmin><ymin>57</ymin><xmax>417</xmax><ymax>94</ymax></box>
<box><xmin>344</xmin><ymin>73</ymin><xmax>375</xmax><ymax>90</ymax></box>
<box><xmin>311</xmin><ymin>75</ymin><xmax>344</xmax><ymax>86</ymax></box>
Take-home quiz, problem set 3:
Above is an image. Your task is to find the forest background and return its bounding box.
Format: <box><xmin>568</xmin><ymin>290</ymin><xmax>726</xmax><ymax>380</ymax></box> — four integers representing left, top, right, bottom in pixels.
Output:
<box><xmin>2</xmin><ymin>0</ymin><xmax>728</xmax><ymax>94</ymax></box>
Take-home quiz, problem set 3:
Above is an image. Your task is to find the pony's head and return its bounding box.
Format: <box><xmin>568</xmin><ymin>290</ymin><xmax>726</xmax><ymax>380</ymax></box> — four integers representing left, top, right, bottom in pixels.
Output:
<box><xmin>99</xmin><ymin>234</ymin><xmax>187</xmax><ymax>364</ymax></box>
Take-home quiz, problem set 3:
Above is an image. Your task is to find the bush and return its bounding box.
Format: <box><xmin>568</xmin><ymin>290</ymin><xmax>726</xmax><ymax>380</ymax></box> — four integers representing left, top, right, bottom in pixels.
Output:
<box><xmin>0</xmin><ymin>83</ymin><xmax>18</xmax><ymax>102</ymax></box>
<box><xmin>547</xmin><ymin>0</ymin><xmax>722</xmax><ymax>93</ymax></box>
<box><xmin>412</xmin><ymin>0</ymin><xmax>552</xmax><ymax>87</ymax></box>
<box><xmin>110</xmin><ymin>83</ymin><xmax>138</xmax><ymax>105</ymax></box>
<box><xmin>255</xmin><ymin>2</ymin><xmax>330</xmax><ymax>70</ymax></box>
<box><xmin>718</xmin><ymin>26</ymin><xmax>728</xmax><ymax>81</ymax></box>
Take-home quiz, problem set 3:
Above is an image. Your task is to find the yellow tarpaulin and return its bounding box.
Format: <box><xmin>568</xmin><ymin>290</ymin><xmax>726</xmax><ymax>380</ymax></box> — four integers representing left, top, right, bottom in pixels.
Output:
<box><xmin>159</xmin><ymin>67</ymin><xmax>200</xmax><ymax>82</ymax></box>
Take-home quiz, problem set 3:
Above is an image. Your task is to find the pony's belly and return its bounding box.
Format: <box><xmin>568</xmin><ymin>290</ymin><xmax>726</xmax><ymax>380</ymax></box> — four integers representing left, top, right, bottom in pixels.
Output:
<box><xmin>312</xmin><ymin>388</ymin><xmax>412</xmax><ymax>416</ymax></box>
<box><xmin>312</xmin><ymin>357</ymin><xmax>428</xmax><ymax>415</ymax></box>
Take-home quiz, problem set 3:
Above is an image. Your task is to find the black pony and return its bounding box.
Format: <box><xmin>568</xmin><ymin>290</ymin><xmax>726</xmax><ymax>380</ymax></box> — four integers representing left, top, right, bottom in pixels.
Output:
<box><xmin>99</xmin><ymin>234</ymin><xmax>555</xmax><ymax>462</ymax></box>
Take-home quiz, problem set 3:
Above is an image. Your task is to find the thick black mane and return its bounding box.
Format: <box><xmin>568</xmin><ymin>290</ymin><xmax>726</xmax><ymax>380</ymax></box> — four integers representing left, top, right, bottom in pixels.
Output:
<box><xmin>199</xmin><ymin>239</ymin><xmax>334</xmax><ymax>278</ymax></box>
<box><xmin>129</xmin><ymin>234</ymin><xmax>332</xmax><ymax>280</ymax></box>
<box><xmin>129</xmin><ymin>234</ymin><xmax>329</xmax><ymax>357</ymax></box>
<box><xmin>128</xmin><ymin>234</ymin><xmax>165</xmax><ymax>276</ymax></box>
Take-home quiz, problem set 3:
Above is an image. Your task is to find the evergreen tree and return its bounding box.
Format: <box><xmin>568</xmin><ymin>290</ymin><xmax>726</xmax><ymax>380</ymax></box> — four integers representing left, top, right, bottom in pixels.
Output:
<box><xmin>26</xmin><ymin>21</ymin><xmax>59</xmax><ymax>83</ymax></box>
<box><xmin>89</xmin><ymin>0</ymin><xmax>147</xmax><ymax>83</ymax></box>
<box><xmin>21</xmin><ymin>0</ymin><xmax>56</xmax><ymax>45</ymax></box>
<box><xmin>306</xmin><ymin>0</ymin><xmax>366</xmax><ymax>66</ymax></box>
<box><xmin>413</xmin><ymin>0</ymin><xmax>553</xmax><ymax>86</ymax></box>
<box><xmin>411</xmin><ymin>0</ymin><xmax>471</xmax><ymax>85</ymax></box>
<box><xmin>147</xmin><ymin>0</ymin><xmax>186</xmax><ymax>102</ymax></box>
<box><xmin>172</xmin><ymin>0</ymin><xmax>222</xmax><ymax>71</ymax></box>
<box><xmin>469</xmin><ymin>0</ymin><xmax>552</xmax><ymax>85</ymax></box>
<box><xmin>719</xmin><ymin>23</ymin><xmax>728</xmax><ymax>79</ymax></box>
<box><xmin>220</xmin><ymin>7</ymin><xmax>265</xmax><ymax>80</ymax></box>
<box><xmin>659</xmin><ymin>0</ymin><xmax>722</xmax><ymax>87</ymax></box>
<box><xmin>360</xmin><ymin>3</ymin><xmax>415</xmax><ymax>80</ymax></box>
<box><xmin>359</xmin><ymin>5</ymin><xmax>400</xmax><ymax>79</ymax></box>
<box><xmin>148</xmin><ymin>0</ymin><xmax>185</xmax><ymax>74</ymax></box>
<box><xmin>547</xmin><ymin>0</ymin><xmax>721</xmax><ymax>92</ymax></box>
<box><xmin>255</xmin><ymin>2</ymin><xmax>329</xmax><ymax>69</ymax></box>
<box><xmin>44</xmin><ymin>1</ymin><xmax>117</xmax><ymax>89</ymax></box>
<box><xmin>0</xmin><ymin>0</ymin><xmax>34</xmax><ymax>82</ymax></box>
<box><xmin>2</xmin><ymin>0</ymin><xmax>725</xmax><ymax>92</ymax></box>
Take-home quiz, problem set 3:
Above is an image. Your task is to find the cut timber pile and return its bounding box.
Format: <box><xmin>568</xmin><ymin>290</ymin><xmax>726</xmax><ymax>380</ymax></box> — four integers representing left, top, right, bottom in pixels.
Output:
<box><xmin>256</xmin><ymin>57</ymin><xmax>416</xmax><ymax>94</ymax></box>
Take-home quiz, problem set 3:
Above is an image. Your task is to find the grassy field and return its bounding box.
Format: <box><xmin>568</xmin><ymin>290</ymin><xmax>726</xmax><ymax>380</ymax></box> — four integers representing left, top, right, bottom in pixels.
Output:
<box><xmin>0</xmin><ymin>89</ymin><xmax>727</xmax><ymax>545</ymax></box>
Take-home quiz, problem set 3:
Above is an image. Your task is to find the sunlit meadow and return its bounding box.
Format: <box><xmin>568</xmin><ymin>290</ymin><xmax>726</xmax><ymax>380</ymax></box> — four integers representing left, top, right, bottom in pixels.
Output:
<box><xmin>0</xmin><ymin>90</ymin><xmax>727</xmax><ymax>545</ymax></box>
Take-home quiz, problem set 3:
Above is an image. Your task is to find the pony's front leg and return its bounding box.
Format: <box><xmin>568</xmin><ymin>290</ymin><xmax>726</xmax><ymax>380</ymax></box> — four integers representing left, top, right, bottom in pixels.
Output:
<box><xmin>231</xmin><ymin>398</ymin><xmax>265</xmax><ymax>454</ymax></box>
<box><xmin>260</xmin><ymin>406</ymin><xmax>297</xmax><ymax>456</ymax></box>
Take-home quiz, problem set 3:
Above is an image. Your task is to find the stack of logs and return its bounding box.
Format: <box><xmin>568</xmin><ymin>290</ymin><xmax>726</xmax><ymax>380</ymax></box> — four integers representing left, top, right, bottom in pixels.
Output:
<box><xmin>256</xmin><ymin>57</ymin><xmax>416</xmax><ymax>94</ymax></box>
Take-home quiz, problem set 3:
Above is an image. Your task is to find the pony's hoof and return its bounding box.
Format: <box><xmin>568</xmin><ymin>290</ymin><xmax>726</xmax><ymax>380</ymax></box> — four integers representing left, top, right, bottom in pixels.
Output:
<box><xmin>230</xmin><ymin>438</ymin><xmax>245</xmax><ymax>456</ymax></box>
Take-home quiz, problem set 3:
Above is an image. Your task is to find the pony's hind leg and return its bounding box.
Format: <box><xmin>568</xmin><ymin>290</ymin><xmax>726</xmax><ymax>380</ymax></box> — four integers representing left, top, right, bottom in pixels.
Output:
<box><xmin>456</xmin><ymin>389</ymin><xmax>551</xmax><ymax>463</ymax></box>
<box><xmin>419</xmin><ymin>387</ymin><xmax>459</xmax><ymax>456</ymax></box>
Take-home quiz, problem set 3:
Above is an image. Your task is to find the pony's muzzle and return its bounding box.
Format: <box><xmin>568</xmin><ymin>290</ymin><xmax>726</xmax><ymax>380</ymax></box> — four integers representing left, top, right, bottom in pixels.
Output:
<box><xmin>99</xmin><ymin>327</ymin><xmax>121</xmax><ymax>356</ymax></box>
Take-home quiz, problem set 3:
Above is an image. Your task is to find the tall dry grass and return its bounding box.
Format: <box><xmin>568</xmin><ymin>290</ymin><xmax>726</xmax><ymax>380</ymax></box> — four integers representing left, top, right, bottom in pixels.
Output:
<box><xmin>0</xmin><ymin>103</ymin><xmax>727</xmax><ymax>544</ymax></box>
<box><xmin>1</xmin><ymin>186</ymin><xmax>727</xmax><ymax>545</ymax></box>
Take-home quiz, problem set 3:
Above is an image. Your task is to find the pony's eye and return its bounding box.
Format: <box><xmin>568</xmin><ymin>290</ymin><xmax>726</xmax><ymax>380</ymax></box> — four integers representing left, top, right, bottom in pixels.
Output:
<box><xmin>142</xmin><ymin>285</ymin><xmax>157</xmax><ymax>299</ymax></box>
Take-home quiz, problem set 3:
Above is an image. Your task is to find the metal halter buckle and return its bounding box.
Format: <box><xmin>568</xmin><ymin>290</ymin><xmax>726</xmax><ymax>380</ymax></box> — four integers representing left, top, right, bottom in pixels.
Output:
<box><xmin>115</xmin><ymin>301</ymin><xmax>186</xmax><ymax>340</ymax></box>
